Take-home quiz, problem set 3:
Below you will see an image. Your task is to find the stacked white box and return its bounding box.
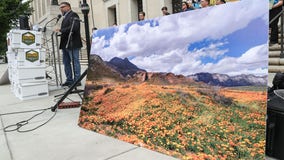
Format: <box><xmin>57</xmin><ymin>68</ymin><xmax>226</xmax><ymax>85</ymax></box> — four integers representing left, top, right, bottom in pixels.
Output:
<box><xmin>6</xmin><ymin>29</ymin><xmax>48</xmax><ymax>100</ymax></box>
<box><xmin>12</xmin><ymin>65</ymin><xmax>46</xmax><ymax>84</ymax></box>
<box><xmin>6</xmin><ymin>51</ymin><xmax>16</xmax><ymax>81</ymax></box>
<box><xmin>15</xmin><ymin>81</ymin><xmax>49</xmax><ymax>100</ymax></box>
<box><xmin>14</xmin><ymin>48</ymin><xmax>46</xmax><ymax>67</ymax></box>
<box><xmin>7</xmin><ymin>29</ymin><xmax>41</xmax><ymax>49</ymax></box>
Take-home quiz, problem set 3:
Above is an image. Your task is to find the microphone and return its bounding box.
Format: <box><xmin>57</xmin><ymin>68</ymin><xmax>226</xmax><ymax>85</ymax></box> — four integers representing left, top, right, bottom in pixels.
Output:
<box><xmin>56</xmin><ymin>14</ymin><xmax>62</xmax><ymax>23</ymax></box>
<box><xmin>72</xmin><ymin>17</ymin><xmax>84</xmax><ymax>22</ymax></box>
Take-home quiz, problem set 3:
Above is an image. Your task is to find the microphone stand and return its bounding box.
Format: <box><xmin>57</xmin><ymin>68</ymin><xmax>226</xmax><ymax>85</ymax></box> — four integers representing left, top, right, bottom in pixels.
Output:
<box><xmin>43</xmin><ymin>16</ymin><xmax>59</xmax><ymax>32</ymax></box>
<box><xmin>65</xmin><ymin>19</ymin><xmax>75</xmax><ymax>49</ymax></box>
<box><xmin>42</xmin><ymin>16</ymin><xmax>61</xmax><ymax>87</ymax></box>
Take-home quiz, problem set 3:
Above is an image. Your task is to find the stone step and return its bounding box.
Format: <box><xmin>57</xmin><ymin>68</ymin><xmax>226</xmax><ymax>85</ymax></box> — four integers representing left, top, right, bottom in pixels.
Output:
<box><xmin>269</xmin><ymin>44</ymin><xmax>283</xmax><ymax>51</ymax></box>
<box><xmin>55</xmin><ymin>58</ymin><xmax>88</xmax><ymax>65</ymax></box>
<box><xmin>269</xmin><ymin>57</ymin><xmax>284</xmax><ymax>65</ymax></box>
<box><xmin>269</xmin><ymin>51</ymin><xmax>281</xmax><ymax>57</ymax></box>
<box><xmin>80</xmin><ymin>59</ymin><xmax>88</xmax><ymax>65</ymax></box>
<box><xmin>269</xmin><ymin>65</ymin><xmax>284</xmax><ymax>73</ymax></box>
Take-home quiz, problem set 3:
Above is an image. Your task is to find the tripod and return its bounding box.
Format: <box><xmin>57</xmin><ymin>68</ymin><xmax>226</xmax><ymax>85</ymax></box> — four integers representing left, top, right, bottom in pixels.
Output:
<box><xmin>51</xmin><ymin>0</ymin><xmax>91</xmax><ymax>112</ymax></box>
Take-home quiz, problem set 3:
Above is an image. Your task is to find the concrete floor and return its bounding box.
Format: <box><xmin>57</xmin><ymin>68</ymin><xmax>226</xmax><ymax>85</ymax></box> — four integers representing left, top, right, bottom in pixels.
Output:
<box><xmin>0</xmin><ymin>63</ymin><xmax>177</xmax><ymax>160</ymax></box>
<box><xmin>0</xmin><ymin>62</ymin><xmax>279</xmax><ymax>160</ymax></box>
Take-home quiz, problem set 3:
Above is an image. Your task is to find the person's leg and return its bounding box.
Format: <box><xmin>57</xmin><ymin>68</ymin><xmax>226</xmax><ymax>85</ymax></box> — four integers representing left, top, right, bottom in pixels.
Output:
<box><xmin>62</xmin><ymin>49</ymin><xmax>73</xmax><ymax>84</ymax></box>
<box><xmin>269</xmin><ymin>7</ymin><xmax>282</xmax><ymax>44</ymax></box>
<box><xmin>68</xmin><ymin>48</ymin><xmax>81</xmax><ymax>83</ymax></box>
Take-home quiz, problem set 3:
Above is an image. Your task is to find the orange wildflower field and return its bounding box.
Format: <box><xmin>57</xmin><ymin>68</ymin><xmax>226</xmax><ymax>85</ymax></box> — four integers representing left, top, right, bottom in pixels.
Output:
<box><xmin>79</xmin><ymin>81</ymin><xmax>266</xmax><ymax>160</ymax></box>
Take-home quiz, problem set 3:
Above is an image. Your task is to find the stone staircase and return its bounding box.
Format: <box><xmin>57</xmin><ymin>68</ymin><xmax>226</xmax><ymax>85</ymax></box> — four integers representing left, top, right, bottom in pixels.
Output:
<box><xmin>42</xmin><ymin>32</ymin><xmax>89</xmax><ymax>66</ymax></box>
<box><xmin>269</xmin><ymin>44</ymin><xmax>284</xmax><ymax>73</ymax></box>
<box><xmin>269</xmin><ymin>32</ymin><xmax>284</xmax><ymax>73</ymax></box>
<box><xmin>79</xmin><ymin>48</ymin><xmax>89</xmax><ymax>65</ymax></box>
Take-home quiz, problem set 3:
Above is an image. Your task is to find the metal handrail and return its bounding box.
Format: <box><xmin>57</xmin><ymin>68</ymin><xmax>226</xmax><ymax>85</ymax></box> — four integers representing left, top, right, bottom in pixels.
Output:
<box><xmin>42</xmin><ymin>30</ymin><xmax>63</xmax><ymax>88</ymax></box>
<box><xmin>42</xmin><ymin>30</ymin><xmax>61</xmax><ymax>88</ymax></box>
<box><xmin>51</xmin><ymin>32</ymin><xmax>60</xmax><ymax>87</ymax></box>
<box><xmin>55</xmin><ymin>32</ymin><xmax>63</xmax><ymax>85</ymax></box>
<box><xmin>270</xmin><ymin>7</ymin><xmax>284</xmax><ymax>58</ymax></box>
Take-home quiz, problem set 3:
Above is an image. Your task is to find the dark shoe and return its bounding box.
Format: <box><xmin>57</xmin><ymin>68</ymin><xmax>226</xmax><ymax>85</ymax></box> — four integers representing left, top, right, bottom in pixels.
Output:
<box><xmin>45</xmin><ymin>73</ymin><xmax>52</xmax><ymax>80</ymax></box>
<box><xmin>75</xmin><ymin>82</ymin><xmax>82</xmax><ymax>87</ymax></box>
<box><xmin>269</xmin><ymin>41</ymin><xmax>278</xmax><ymax>46</ymax></box>
<box><xmin>61</xmin><ymin>81</ymin><xmax>72</xmax><ymax>86</ymax></box>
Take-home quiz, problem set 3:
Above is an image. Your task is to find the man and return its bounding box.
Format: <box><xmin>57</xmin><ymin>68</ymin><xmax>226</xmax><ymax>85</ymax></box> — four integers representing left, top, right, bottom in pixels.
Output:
<box><xmin>200</xmin><ymin>0</ymin><xmax>210</xmax><ymax>8</ymax></box>
<box><xmin>55</xmin><ymin>2</ymin><xmax>83</xmax><ymax>87</ymax></box>
<box><xmin>269</xmin><ymin>0</ymin><xmax>283</xmax><ymax>46</ymax></box>
<box><xmin>216</xmin><ymin>0</ymin><xmax>226</xmax><ymax>5</ymax></box>
<box><xmin>138</xmin><ymin>11</ymin><xmax>145</xmax><ymax>21</ymax></box>
<box><xmin>161</xmin><ymin>6</ymin><xmax>170</xmax><ymax>16</ymax></box>
<box><xmin>182</xmin><ymin>1</ymin><xmax>191</xmax><ymax>12</ymax></box>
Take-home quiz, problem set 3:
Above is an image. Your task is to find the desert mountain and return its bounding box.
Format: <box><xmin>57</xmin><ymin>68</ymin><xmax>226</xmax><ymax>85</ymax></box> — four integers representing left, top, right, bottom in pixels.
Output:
<box><xmin>87</xmin><ymin>55</ymin><xmax>125</xmax><ymax>82</ymax></box>
<box><xmin>188</xmin><ymin>72</ymin><xmax>267</xmax><ymax>87</ymax></box>
<box><xmin>130</xmin><ymin>71</ymin><xmax>196</xmax><ymax>85</ymax></box>
<box><xmin>107</xmin><ymin>57</ymin><xmax>146</xmax><ymax>77</ymax></box>
<box><xmin>87</xmin><ymin>55</ymin><xmax>267</xmax><ymax>87</ymax></box>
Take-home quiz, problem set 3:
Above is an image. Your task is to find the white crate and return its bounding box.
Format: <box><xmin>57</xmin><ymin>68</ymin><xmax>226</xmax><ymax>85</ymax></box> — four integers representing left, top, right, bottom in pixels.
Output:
<box><xmin>7</xmin><ymin>45</ymin><xmax>16</xmax><ymax>53</ymax></box>
<box><xmin>6</xmin><ymin>51</ymin><xmax>16</xmax><ymax>64</ymax></box>
<box><xmin>15</xmin><ymin>81</ymin><xmax>49</xmax><ymax>100</ymax></box>
<box><xmin>12</xmin><ymin>61</ymin><xmax>46</xmax><ymax>68</ymax></box>
<box><xmin>7</xmin><ymin>29</ymin><xmax>41</xmax><ymax>49</ymax></box>
<box><xmin>6</xmin><ymin>52</ymin><xmax>16</xmax><ymax>81</ymax></box>
<box><xmin>15</xmin><ymin>48</ymin><xmax>45</xmax><ymax>66</ymax></box>
<box><xmin>13</xmin><ymin>75</ymin><xmax>46</xmax><ymax>84</ymax></box>
<box><xmin>11</xmin><ymin>65</ymin><xmax>46</xmax><ymax>83</ymax></box>
<box><xmin>8</xmin><ymin>65</ymin><xmax>13</xmax><ymax>81</ymax></box>
<box><xmin>10</xmin><ymin>81</ymin><xmax>15</xmax><ymax>93</ymax></box>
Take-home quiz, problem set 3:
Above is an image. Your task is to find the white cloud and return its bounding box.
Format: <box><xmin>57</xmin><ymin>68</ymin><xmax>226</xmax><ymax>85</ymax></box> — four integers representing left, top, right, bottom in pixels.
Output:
<box><xmin>192</xmin><ymin>44</ymin><xmax>268</xmax><ymax>76</ymax></box>
<box><xmin>90</xmin><ymin>0</ymin><xmax>268</xmax><ymax>76</ymax></box>
<box><xmin>130</xmin><ymin>43</ymin><xmax>268</xmax><ymax>76</ymax></box>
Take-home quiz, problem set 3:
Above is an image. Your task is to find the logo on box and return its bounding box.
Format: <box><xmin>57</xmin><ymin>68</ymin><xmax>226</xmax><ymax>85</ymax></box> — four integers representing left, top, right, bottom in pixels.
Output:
<box><xmin>26</xmin><ymin>50</ymin><xmax>39</xmax><ymax>62</ymax></box>
<box><xmin>22</xmin><ymin>32</ymin><xmax>35</xmax><ymax>45</ymax></box>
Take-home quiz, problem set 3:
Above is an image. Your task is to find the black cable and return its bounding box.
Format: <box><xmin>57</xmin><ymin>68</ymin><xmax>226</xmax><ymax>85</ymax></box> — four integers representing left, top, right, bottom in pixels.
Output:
<box><xmin>0</xmin><ymin>107</ymin><xmax>51</xmax><ymax>116</ymax></box>
<box><xmin>18</xmin><ymin>110</ymin><xmax>57</xmax><ymax>133</ymax></box>
<box><xmin>1</xmin><ymin>107</ymin><xmax>57</xmax><ymax>133</ymax></box>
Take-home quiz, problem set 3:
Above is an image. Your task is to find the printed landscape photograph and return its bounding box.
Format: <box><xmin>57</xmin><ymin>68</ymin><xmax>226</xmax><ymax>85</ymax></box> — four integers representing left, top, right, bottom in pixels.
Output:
<box><xmin>79</xmin><ymin>0</ymin><xmax>268</xmax><ymax>159</ymax></box>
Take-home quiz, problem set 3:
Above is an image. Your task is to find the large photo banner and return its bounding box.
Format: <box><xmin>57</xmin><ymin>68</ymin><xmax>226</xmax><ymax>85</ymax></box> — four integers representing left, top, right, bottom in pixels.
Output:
<box><xmin>79</xmin><ymin>0</ymin><xmax>268</xmax><ymax>159</ymax></box>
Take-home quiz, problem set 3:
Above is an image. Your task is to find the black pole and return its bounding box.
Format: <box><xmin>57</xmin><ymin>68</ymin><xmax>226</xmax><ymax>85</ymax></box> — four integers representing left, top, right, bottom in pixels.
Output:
<box><xmin>81</xmin><ymin>0</ymin><xmax>91</xmax><ymax>61</ymax></box>
<box><xmin>281</xmin><ymin>6</ymin><xmax>284</xmax><ymax>58</ymax></box>
<box><xmin>51</xmin><ymin>1</ymin><xmax>91</xmax><ymax>112</ymax></box>
<box><xmin>51</xmin><ymin>70</ymin><xmax>87</xmax><ymax>112</ymax></box>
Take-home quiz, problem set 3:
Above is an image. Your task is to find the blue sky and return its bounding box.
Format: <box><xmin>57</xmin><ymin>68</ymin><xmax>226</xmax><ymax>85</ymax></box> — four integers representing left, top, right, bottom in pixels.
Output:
<box><xmin>190</xmin><ymin>17</ymin><xmax>268</xmax><ymax>64</ymax></box>
<box><xmin>91</xmin><ymin>0</ymin><xmax>268</xmax><ymax>76</ymax></box>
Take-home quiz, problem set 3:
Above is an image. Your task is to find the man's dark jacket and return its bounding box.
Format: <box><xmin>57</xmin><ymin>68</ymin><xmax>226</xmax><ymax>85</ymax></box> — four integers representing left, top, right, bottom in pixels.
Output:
<box><xmin>59</xmin><ymin>10</ymin><xmax>83</xmax><ymax>49</ymax></box>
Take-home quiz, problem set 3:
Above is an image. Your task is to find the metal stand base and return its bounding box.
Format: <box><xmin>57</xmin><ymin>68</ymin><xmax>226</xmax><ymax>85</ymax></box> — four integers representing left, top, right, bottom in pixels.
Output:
<box><xmin>51</xmin><ymin>69</ymin><xmax>87</xmax><ymax>112</ymax></box>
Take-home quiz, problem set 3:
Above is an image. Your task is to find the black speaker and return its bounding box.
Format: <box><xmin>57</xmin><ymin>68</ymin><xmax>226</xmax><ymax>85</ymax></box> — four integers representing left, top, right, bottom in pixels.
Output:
<box><xmin>19</xmin><ymin>15</ymin><xmax>30</xmax><ymax>30</ymax></box>
<box><xmin>266</xmin><ymin>90</ymin><xmax>284</xmax><ymax>159</ymax></box>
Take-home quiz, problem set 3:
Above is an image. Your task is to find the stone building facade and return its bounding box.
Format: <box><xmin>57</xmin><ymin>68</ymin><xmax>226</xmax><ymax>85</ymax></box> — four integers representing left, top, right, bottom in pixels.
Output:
<box><xmin>30</xmin><ymin>0</ymin><xmax>239</xmax><ymax>32</ymax></box>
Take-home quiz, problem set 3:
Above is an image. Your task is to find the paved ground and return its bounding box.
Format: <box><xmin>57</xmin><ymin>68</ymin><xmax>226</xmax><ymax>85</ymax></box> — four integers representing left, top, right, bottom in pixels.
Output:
<box><xmin>268</xmin><ymin>73</ymin><xmax>275</xmax><ymax>87</ymax></box>
<box><xmin>0</xmin><ymin>63</ymin><xmax>278</xmax><ymax>160</ymax></box>
<box><xmin>0</xmin><ymin>63</ymin><xmax>178</xmax><ymax>160</ymax></box>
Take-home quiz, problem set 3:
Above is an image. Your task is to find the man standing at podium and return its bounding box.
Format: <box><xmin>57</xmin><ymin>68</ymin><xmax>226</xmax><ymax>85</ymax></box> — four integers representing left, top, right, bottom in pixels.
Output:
<box><xmin>55</xmin><ymin>2</ymin><xmax>82</xmax><ymax>87</ymax></box>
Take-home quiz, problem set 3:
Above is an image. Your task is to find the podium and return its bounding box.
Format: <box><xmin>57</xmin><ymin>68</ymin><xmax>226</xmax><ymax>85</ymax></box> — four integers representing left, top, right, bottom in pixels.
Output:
<box><xmin>6</xmin><ymin>29</ymin><xmax>49</xmax><ymax>100</ymax></box>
